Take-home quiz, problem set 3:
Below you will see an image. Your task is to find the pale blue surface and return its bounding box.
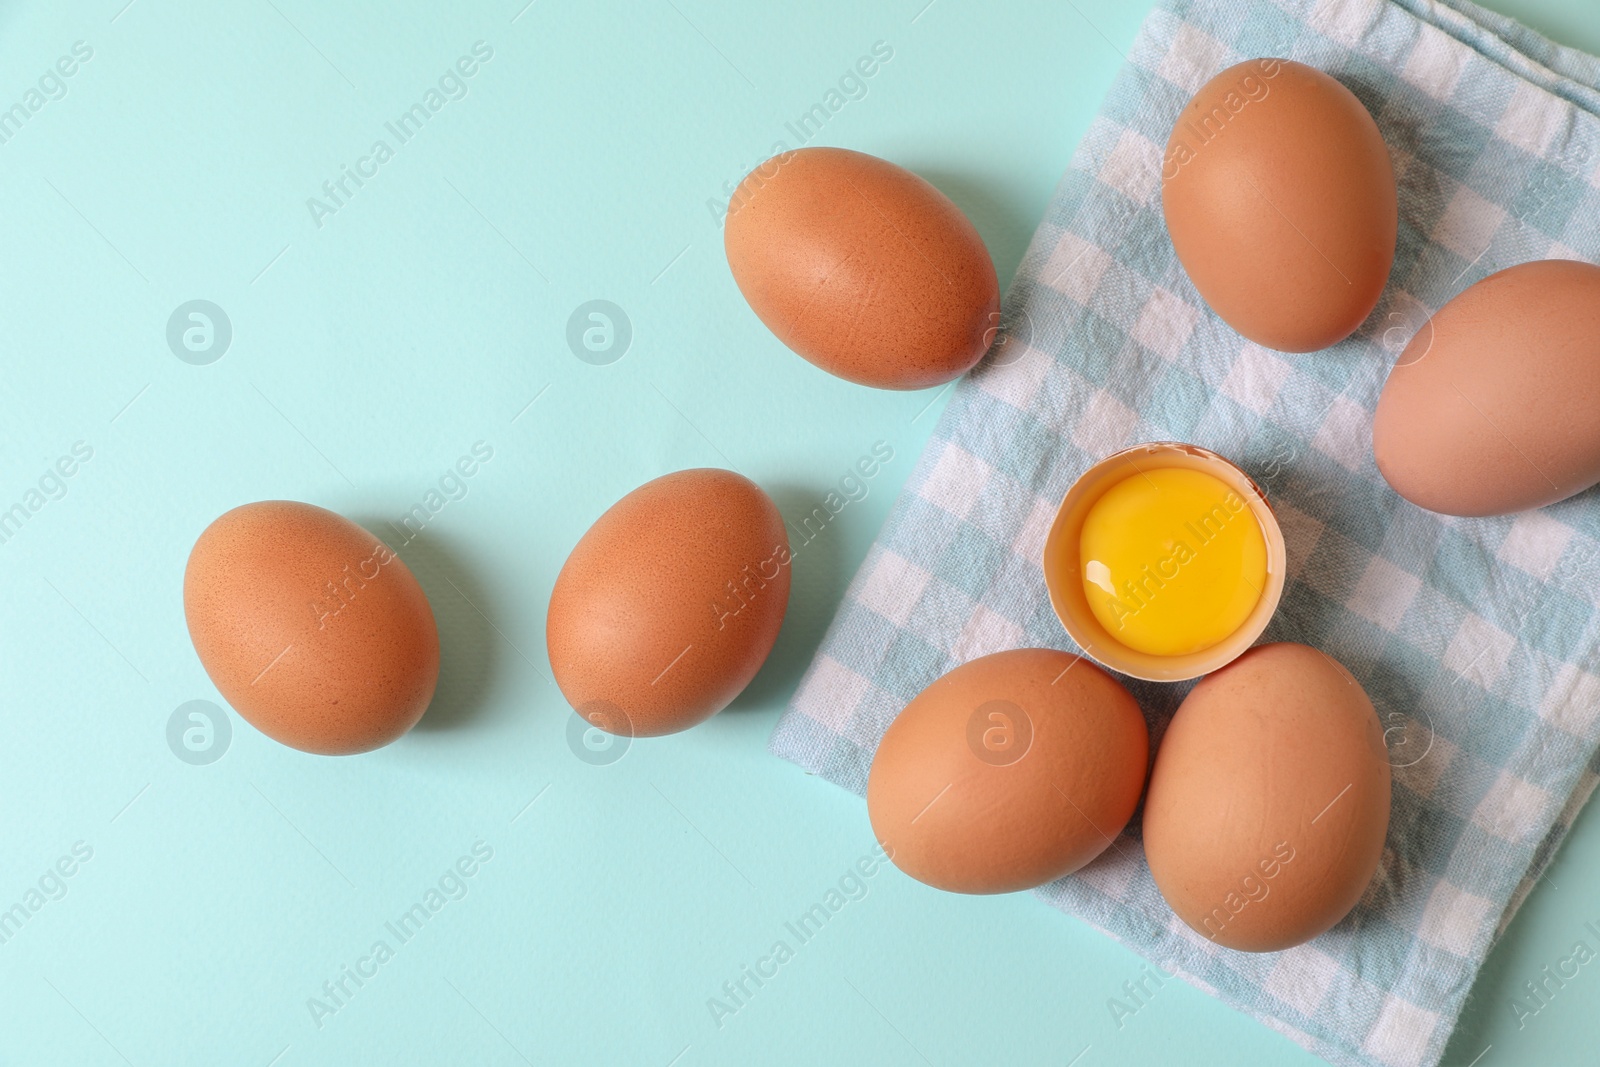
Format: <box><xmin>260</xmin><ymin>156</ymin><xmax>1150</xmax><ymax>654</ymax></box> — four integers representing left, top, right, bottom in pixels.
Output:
<box><xmin>0</xmin><ymin>2</ymin><xmax>1597</xmax><ymax>1066</ymax></box>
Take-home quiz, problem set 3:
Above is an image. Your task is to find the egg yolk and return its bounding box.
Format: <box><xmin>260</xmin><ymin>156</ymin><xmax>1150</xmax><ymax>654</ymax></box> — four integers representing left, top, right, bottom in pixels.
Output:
<box><xmin>1078</xmin><ymin>466</ymin><xmax>1268</xmax><ymax>657</ymax></box>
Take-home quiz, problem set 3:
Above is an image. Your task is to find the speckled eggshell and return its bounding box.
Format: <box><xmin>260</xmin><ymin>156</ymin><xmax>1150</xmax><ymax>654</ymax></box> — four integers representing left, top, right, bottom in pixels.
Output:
<box><xmin>1374</xmin><ymin>259</ymin><xmax>1600</xmax><ymax>517</ymax></box>
<box><xmin>1143</xmin><ymin>643</ymin><xmax>1391</xmax><ymax>952</ymax></box>
<box><xmin>723</xmin><ymin>147</ymin><xmax>1000</xmax><ymax>390</ymax></box>
<box><xmin>546</xmin><ymin>469</ymin><xmax>790</xmax><ymax>737</ymax></box>
<box><xmin>866</xmin><ymin>649</ymin><xmax>1149</xmax><ymax>895</ymax></box>
<box><xmin>184</xmin><ymin>501</ymin><xmax>440</xmax><ymax>756</ymax></box>
<box><xmin>1162</xmin><ymin>59</ymin><xmax>1397</xmax><ymax>352</ymax></box>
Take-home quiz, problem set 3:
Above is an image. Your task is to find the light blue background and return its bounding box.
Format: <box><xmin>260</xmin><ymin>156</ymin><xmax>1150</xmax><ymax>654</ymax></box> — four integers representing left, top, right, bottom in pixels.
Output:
<box><xmin>2</xmin><ymin>1</ymin><xmax>1597</xmax><ymax>1064</ymax></box>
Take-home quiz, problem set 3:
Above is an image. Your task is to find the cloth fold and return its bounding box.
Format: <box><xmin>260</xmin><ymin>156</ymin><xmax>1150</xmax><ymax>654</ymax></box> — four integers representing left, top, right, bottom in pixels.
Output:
<box><xmin>768</xmin><ymin>1</ymin><xmax>1600</xmax><ymax>1064</ymax></box>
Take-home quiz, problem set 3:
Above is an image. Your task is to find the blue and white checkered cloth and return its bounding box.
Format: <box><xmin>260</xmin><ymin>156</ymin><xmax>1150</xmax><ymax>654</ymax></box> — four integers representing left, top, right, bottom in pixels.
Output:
<box><xmin>769</xmin><ymin>1</ymin><xmax>1600</xmax><ymax>1064</ymax></box>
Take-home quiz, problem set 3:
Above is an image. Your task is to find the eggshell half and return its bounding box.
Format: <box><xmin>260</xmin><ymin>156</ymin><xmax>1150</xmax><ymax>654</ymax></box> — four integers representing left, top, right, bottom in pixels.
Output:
<box><xmin>724</xmin><ymin>147</ymin><xmax>1000</xmax><ymax>389</ymax></box>
<box><xmin>1143</xmin><ymin>643</ymin><xmax>1391</xmax><ymax>952</ymax></box>
<box><xmin>1162</xmin><ymin>59</ymin><xmax>1396</xmax><ymax>352</ymax></box>
<box><xmin>546</xmin><ymin>469</ymin><xmax>790</xmax><ymax>737</ymax></box>
<box><xmin>1373</xmin><ymin>259</ymin><xmax>1600</xmax><ymax>517</ymax></box>
<box><xmin>184</xmin><ymin>501</ymin><xmax>440</xmax><ymax>755</ymax></box>
<box><xmin>867</xmin><ymin>649</ymin><xmax>1149</xmax><ymax>895</ymax></box>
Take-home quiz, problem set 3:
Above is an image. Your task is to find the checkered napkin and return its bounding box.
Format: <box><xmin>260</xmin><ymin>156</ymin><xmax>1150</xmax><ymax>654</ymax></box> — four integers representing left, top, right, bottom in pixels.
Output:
<box><xmin>768</xmin><ymin>1</ymin><xmax>1600</xmax><ymax>1064</ymax></box>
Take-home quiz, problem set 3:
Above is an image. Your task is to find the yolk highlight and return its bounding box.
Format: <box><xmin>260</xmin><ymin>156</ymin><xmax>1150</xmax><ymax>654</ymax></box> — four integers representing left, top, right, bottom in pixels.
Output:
<box><xmin>1078</xmin><ymin>466</ymin><xmax>1267</xmax><ymax>657</ymax></box>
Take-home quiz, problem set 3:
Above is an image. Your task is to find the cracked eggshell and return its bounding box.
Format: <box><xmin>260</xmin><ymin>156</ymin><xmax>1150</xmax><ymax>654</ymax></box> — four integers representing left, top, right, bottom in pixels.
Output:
<box><xmin>724</xmin><ymin>147</ymin><xmax>1000</xmax><ymax>390</ymax></box>
<box><xmin>1143</xmin><ymin>643</ymin><xmax>1391</xmax><ymax>952</ymax></box>
<box><xmin>1374</xmin><ymin>259</ymin><xmax>1600</xmax><ymax>517</ymax></box>
<box><xmin>183</xmin><ymin>501</ymin><xmax>439</xmax><ymax>756</ymax></box>
<box><xmin>546</xmin><ymin>469</ymin><xmax>790</xmax><ymax>737</ymax></box>
<box><xmin>867</xmin><ymin>649</ymin><xmax>1149</xmax><ymax>895</ymax></box>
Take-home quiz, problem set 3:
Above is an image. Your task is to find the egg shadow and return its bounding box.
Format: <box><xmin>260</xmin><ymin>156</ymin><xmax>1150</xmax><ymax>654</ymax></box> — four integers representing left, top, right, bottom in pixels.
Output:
<box><xmin>359</xmin><ymin>517</ymin><xmax>500</xmax><ymax>733</ymax></box>
<box><xmin>726</xmin><ymin>482</ymin><xmax>853</xmax><ymax>715</ymax></box>
<box><xmin>912</xmin><ymin>168</ymin><xmax>1036</xmax><ymax>294</ymax></box>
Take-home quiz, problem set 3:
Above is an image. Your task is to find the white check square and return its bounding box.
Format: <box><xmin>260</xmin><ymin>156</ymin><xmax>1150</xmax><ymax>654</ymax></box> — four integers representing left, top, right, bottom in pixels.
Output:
<box><xmin>1442</xmin><ymin>614</ymin><xmax>1515</xmax><ymax>689</ymax></box>
<box><xmin>854</xmin><ymin>550</ymin><xmax>932</xmax><ymax>628</ymax></box>
<box><xmin>1361</xmin><ymin>993</ymin><xmax>1440</xmax><ymax>1067</ymax></box>
<box><xmin>1495</xmin><ymin>80</ymin><xmax>1569</xmax><ymax>157</ymax></box>
<box><xmin>1539</xmin><ymin>663</ymin><xmax>1600</xmax><ymax>740</ymax></box>
<box><xmin>1042</xmin><ymin>233</ymin><xmax>1111</xmax><ymax>306</ymax></box>
<box><xmin>792</xmin><ymin>655</ymin><xmax>871</xmax><ymax>732</ymax></box>
<box><xmin>1472</xmin><ymin>771</ymin><xmax>1555</xmax><ymax>843</ymax></box>
<box><xmin>1156</xmin><ymin>24</ymin><xmax>1229</xmax><ymax>94</ymax></box>
<box><xmin>1401</xmin><ymin>23</ymin><xmax>1469</xmax><ymax>101</ymax></box>
<box><xmin>1434</xmin><ymin>185</ymin><xmax>1506</xmax><ymax>261</ymax></box>
<box><xmin>1263</xmin><ymin>945</ymin><xmax>1342</xmax><ymax>1015</ymax></box>
<box><xmin>1100</xmin><ymin>128</ymin><xmax>1164</xmax><ymax>206</ymax></box>
<box><xmin>919</xmin><ymin>442</ymin><xmax>992</xmax><ymax>521</ymax></box>
<box><xmin>1220</xmin><ymin>344</ymin><xmax>1292</xmax><ymax>416</ymax></box>
<box><xmin>1130</xmin><ymin>287</ymin><xmax>1201</xmax><ymax>362</ymax></box>
<box><xmin>1416</xmin><ymin>879</ymin><xmax>1494</xmax><ymax>956</ymax></box>
<box><xmin>1496</xmin><ymin>511</ymin><xmax>1574</xmax><ymax>581</ymax></box>
<box><xmin>1072</xmin><ymin>391</ymin><xmax>1140</xmax><ymax>455</ymax></box>
<box><xmin>1349</xmin><ymin>558</ymin><xmax>1422</xmax><ymax>632</ymax></box>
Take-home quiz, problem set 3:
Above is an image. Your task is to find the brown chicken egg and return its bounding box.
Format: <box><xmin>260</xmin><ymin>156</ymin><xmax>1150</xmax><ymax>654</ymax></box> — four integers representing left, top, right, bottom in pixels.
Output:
<box><xmin>184</xmin><ymin>501</ymin><xmax>440</xmax><ymax>755</ymax></box>
<box><xmin>1143</xmin><ymin>643</ymin><xmax>1391</xmax><ymax>952</ymax></box>
<box><xmin>724</xmin><ymin>147</ymin><xmax>1000</xmax><ymax>390</ymax></box>
<box><xmin>546</xmin><ymin>469</ymin><xmax>790</xmax><ymax>737</ymax></box>
<box><xmin>1374</xmin><ymin>259</ymin><xmax>1600</xmax><ymax>517</ymax></box>
<box><xmin>1162</xmin><ymin>59</ymin><xmax>1396</xmax><ymax>352</ymax></box>
<box><xmin>867</xmin><ymin>649</ymin><xmax>1149</xmax><ymax>895</ymax></box>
